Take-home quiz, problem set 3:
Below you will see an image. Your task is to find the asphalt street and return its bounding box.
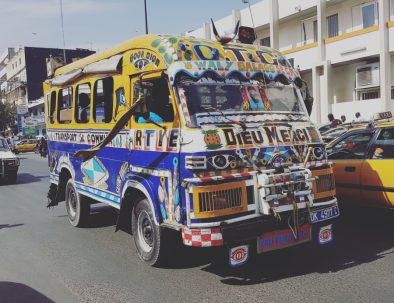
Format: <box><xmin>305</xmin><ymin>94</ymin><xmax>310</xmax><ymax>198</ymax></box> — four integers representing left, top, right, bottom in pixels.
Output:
<box><xmin>0</xmin><ymin>153</ymin><xmax>393</xmax><ymax>303</ymax></box>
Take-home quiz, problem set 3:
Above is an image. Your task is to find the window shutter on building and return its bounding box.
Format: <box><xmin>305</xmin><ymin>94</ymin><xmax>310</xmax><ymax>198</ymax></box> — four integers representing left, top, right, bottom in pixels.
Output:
<box><xmin>327</xmin><ymin>14</ymin><xmax>339</xmax><ymax>38</ymax></box>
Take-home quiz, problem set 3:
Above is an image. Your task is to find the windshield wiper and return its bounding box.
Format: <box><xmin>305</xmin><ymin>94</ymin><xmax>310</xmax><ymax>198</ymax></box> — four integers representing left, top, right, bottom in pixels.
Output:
<box><xmin>204</xmin><ymin>105</ymin><xmax>247</xmax><ymax>131</ymax></box>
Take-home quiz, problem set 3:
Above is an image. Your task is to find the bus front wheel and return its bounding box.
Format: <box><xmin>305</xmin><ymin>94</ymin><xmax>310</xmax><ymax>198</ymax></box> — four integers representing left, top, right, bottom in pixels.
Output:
<box><xmin>132</xmin><ymin>197</ymin><xmax>165</xmax><ymax>266</ymax></box>
<box><xmin>65</xmin><ymin>179</ymin><xmax>90</xmax><ymax>227</ymax></box>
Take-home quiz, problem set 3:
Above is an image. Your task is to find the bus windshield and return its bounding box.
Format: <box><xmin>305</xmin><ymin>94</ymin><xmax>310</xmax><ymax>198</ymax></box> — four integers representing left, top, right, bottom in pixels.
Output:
<box><xmin>176</xmin><ymin>74</ymin><xmax>307</xmax><ymax>127</ymax></box>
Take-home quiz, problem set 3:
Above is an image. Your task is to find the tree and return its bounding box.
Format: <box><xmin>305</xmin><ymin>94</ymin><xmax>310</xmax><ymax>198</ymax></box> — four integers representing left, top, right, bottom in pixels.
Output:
<box><xmin>0</xmin><ymin>102</ymin><xmax>17</xmax><ymax>134</ymax></box>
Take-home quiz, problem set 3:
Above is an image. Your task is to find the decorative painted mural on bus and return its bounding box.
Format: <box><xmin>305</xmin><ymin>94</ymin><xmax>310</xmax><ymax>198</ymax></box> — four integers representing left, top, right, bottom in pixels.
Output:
<box><xmin>58</xmin><ymin>153</ymin><xmax>75</xmax><ymax>179</ymax></box>
<box><xmin>168</xmin><ymin>60</ymin><xmax>298</xmax><ymax>85</ymax></box>
<box><xmin>172</xmin><ymin>157</ymin><xmax>181</xmax><ymax>223</ymax></box>
<box><xmin>81</xmin><ymin>157</ymin><xmax>109</xmax><ymax>190</ymax></box>
<box><xmin>47</xmin><ymin>130</ymin><xmax>130</xmax><ymax>148</ymax></box>
<box><xmin>204</xmin><ymin>126</ymin><xmax>320</xmax><ymax>150</ymax></box>
<box><xmin>174</xmin><ymin>37</ymin><xmax>291</xmax><ymax>67</ymax></box>
<box><xmin>192</xmin><ymin>144</ymin><xmax>326</xmax><ymax>176</ymax></box>
<box><xmin>130</xmin><ymin>128</ymin><xmax>179</xmax><ymax>152</ymax></box>
<box><xmin>151</xmin><ymin>36</ymin><xmax>178</xmax><ymax>65</ymax></box>
<box><xmin>130</xmin><ymin>49</ymin><xmax>163</xmax><ymax>71</ymax></box>
<box><xmin>49</xmin><ymin>151</ymin><xmax>58</xmax><ymax>173</ymax></box>
<box><xmin>116</xmin><ymin>162</ymin><xmax>129</xmax><ymax>194</ymax></box>
<box><xmin>203</xmin><ymin>129</ymin><xmax>223</xmax><ymax>150</ymax></box>
<box><xmin>156</xmin><ymin>158</ymin><xmax>179</xmax><ymax>222</ymax></box>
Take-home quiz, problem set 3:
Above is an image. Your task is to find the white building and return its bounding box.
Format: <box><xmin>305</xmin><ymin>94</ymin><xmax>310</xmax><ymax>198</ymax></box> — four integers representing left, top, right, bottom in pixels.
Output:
<box><xmin>185</xmin><ymin>0</ymin><xmax>394</xmax><ymax>124</ymax></box>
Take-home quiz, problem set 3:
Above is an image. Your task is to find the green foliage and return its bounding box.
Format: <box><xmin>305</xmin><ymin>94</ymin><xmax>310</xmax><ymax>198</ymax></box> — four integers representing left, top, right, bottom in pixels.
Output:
<box><xmin>0</xmin><ymin>102</ymin><xmax>17</xmax><ymax>131</ymax></box>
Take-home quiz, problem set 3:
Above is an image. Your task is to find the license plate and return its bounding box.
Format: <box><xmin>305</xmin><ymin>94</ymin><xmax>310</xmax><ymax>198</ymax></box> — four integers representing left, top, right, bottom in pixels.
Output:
<box><xmin>310</xmin><ymin>205</ymin><xmax>340</xmax><ymax>223</ymax></box>
<box><xmin>257</xmin><ymin>224</ymin><xmax>311</xmax><ymax>253</ymax></box>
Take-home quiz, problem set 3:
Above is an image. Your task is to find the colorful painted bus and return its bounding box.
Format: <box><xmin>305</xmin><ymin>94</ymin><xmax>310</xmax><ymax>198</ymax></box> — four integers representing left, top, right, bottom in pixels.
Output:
<box><xmin>44</xmin><ymin>33</ymin><xmax>338</xmax><ymax>266</ymax></box>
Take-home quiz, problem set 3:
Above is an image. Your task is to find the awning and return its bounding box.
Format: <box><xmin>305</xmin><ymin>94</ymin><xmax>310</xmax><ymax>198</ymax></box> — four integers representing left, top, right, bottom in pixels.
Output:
<box><xmin>48</xmin><ymin>68</ymin><xmax>83</xmax><ymax>86</ymax></box>
<box><xmin>83</xmin><ymin>54</ymin><xmax>123</xmax><ymax>74</ymax></box>
<box><xmin>48</xmin><ymin>54</ymin><xmax>123</xmax><ymax>87</ymax></box>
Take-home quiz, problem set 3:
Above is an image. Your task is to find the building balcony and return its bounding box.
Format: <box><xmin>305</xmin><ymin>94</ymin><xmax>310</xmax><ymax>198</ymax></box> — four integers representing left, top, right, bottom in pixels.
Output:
<box><xmin>331</xmin><ymin>98</ymin><xmax>394</xmax><ymax>121</ymax></box>
<box><xmin>281</xmin><ymin>42</ymin><xmax>318</xmax><ymax>71</ymax></box>
<box><xmin>325</xmin><ymin>26</ymin><xmax>379</xmax><ymax>64</ymax></box>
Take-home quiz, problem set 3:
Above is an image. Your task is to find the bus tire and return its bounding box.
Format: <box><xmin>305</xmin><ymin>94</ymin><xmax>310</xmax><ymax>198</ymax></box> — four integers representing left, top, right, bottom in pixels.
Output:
<box><xmin>132</xmin><ymin>197</ymin><xmax>166</xmax><ymax>266</ymax></box>
<box><xmin>65</xmin><ymin>179</ymin><xmax>90</xmax><ymax>227</ymax></box>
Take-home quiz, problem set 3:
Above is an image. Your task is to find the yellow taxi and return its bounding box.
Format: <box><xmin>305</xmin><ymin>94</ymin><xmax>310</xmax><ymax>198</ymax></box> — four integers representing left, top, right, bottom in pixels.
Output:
<box><xmin>326</xmin><ymin>112</ymin><xmax>394</xmax><ymax>209</ymax></box>
<box><xmin>13</xmin><ymin>139</ymin><xmax>39</xmax><ymax>154</ymax></box>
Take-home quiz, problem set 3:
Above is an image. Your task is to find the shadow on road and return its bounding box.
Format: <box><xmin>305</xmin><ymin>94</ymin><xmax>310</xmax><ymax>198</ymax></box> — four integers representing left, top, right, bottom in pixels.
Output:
<box><xmin>0</xmin><ymin>282</ymin><xmax>54</xmax><ymax>303</ymax></box>
<box><xmin>67</xmin><ymin>203</ymin><xmax>394</xmax><ymax>278</ymax></box>
<box><xmin>197</xmin><ymin>208</ymin><xmax>394</xmax><ymax>285</ymax></box>
<box><xmin>14</xmin><ymin>174</ymin><xmax>48</xmax><ymax>185</ymax></box>
<box><xmin>85</xmin><ymin>205</ymin><xmax>118</xmax><ymax>228</ymax></box>
<box><xmin>0</xmin><ymin>224</ymin><xmax>24</xmax><ymax>230</ymax></box>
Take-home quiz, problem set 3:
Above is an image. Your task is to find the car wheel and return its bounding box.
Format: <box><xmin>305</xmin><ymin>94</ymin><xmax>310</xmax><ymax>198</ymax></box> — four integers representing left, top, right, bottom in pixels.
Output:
<box><xmin>65</xmin><ymin>179</ymin><xmax>90</xmax><ymax>227</ymax></box>
<box><xmin>132</xmin><ymin>197</ymin><xmax>168</xmax><ymax>266</ymax></box>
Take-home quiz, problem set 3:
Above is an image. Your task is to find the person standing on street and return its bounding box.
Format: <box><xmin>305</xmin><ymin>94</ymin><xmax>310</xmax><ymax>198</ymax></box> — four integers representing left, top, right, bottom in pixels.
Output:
<box><xmin>328</xmin><ymin>113</ymin><xmax>342</xmax><ymax>127</ymax></box>
<box><xmin>354</xmin><ymin>112</ymin><xmax>366</xmax><ymax>122</ymax></box>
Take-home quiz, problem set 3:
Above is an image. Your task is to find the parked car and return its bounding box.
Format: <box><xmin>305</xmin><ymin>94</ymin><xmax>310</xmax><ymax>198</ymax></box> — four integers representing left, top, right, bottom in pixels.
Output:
<box><xmin>321</xmin><ymin>126</ymin><xmax>349</xmax><ymax>144</ymax></box>
<box><xmin>327</xmin><ymin>114</ymin><xmax>394</xmax><ymax>209</ymax></box>
<box><xmin>13</xmin><ymin>139</ymin><xmax>39</xmax><ymax>154</ymax></box>
<box><xmin>0</xmin><ymin>137</ymin><xmax>20</xmax><ymax>184</ymax></box>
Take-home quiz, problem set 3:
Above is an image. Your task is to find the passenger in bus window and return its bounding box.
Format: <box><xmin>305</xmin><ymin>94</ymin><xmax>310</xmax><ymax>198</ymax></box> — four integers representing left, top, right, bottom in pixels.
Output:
<box><xmin>79</xmin><ymin>93</ymin><xmax>90</xmax><ymax>123</ymax></box>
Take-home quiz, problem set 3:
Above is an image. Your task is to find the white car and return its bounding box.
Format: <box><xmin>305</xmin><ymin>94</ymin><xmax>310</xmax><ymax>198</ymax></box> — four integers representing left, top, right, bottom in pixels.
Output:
<box><xmin>0</xmin><ymin>137</ymin><xmax>20</xmax><ymax>184</ymax></box>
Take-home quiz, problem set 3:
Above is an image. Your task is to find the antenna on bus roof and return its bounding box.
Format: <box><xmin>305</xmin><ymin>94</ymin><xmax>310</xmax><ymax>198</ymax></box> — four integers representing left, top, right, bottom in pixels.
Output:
<box><xmin>211</xmin><ymin>18</ymin><xmax>240</xmax><ymax>44</ymax></box>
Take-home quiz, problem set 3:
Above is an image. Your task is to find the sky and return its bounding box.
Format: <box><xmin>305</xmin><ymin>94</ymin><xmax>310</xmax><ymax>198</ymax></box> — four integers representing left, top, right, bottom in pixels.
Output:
<box><xmin>0</xmin><ymin>0</ymin><xmax>260</xmax><ymax>53</ymax></box>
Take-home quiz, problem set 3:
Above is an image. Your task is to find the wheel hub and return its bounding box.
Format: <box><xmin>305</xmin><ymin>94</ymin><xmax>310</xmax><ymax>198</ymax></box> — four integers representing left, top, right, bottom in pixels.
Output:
<box><xmin>67</xmin><ymin>188</ymin><xmax>77</xmax><ymax>218</ymax></box>
<box><xmin>137</xmin><ymin>210</ymin><xmax>154</xmax><ymax>253</ymax></box>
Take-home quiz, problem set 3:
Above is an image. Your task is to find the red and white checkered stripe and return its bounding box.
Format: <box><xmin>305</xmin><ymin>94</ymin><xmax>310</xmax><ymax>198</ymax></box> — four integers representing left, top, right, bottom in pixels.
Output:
<box><xmin>182</xmin><ymin>226</ymin><xmax>223</xmax><ymax>247</ymax></box>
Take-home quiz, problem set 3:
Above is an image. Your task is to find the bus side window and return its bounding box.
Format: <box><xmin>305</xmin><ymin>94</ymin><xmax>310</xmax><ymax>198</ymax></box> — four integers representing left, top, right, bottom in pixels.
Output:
<box><xmin>49</xmin><ymin>91</ymin><xmax>56</xmax><ymax>124</ymax></box>
<box><xmin>57</xmin><ymin>87</ymin><xmax>73</xmax><ymax>124</ymax></box>
<box><xmin>135</xmin><ymin>78</ymin><xmax>174</xmax><ymax>124</ymax></box>
<box><xmin>75</xmin><ymin>83</ymin><xmax>91</xmax><ymax>123</ymax></box>
<box><xmin>93</xmin><ymin>77</ymin><xmax>114</xmax><ymax>123</ymax></box>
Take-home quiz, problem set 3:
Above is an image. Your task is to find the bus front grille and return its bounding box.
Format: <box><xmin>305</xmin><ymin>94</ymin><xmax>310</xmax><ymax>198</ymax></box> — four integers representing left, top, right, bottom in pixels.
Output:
<box><xmin>191</xmin><ymin>181</ymin><xmax>248</xmax><ymax>219</ymax></box>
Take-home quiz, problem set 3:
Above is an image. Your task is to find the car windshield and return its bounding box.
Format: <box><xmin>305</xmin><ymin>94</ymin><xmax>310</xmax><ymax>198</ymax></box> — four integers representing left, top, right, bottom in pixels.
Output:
<box><xmin>0</xmin><ymin>139</ymin><xmax>9</xmax><ymax>151</ymax></box>
<box><xmin>176</xmin><ymin>74</ymin><xmax>307</xmax><ymax>127</ymax></box>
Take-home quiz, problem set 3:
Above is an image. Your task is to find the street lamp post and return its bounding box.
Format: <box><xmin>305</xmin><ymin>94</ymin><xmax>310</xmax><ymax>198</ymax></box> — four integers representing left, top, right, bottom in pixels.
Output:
<box><xmin>59</xmin><ymin>0</ymin><xmax>67</xmax><ymax>63</ymax></box>
<box><xmin>242</xmin><ymin>0</ymin><xmax>255</xmax><ymax>29</ymax></box>
<box><xmin>144</xmin><ymin>0</ymin><xmax>148</xmax><ymax>34</ymax></box>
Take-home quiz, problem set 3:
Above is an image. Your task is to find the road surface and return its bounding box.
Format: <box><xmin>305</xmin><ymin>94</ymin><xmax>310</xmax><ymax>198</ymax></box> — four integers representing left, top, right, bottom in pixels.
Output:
<box><xmin>0</xmin><ymin>153</ymin><xmax>393</xmax><ymax>302</ymax></box>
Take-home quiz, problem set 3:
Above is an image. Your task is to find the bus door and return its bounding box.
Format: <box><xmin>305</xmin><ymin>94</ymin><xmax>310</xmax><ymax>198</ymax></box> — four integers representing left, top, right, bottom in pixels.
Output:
<box><xmin>130</xmin><ymin>74</ymin><xmax>180</xmax><ymax>222</ymax></box>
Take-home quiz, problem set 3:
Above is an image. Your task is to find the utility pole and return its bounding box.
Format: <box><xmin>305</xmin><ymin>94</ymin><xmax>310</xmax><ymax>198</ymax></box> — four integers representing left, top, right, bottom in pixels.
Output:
<box><xmin>242</xmin><ymin>0</ymin><xmax>255</xmax><ymax>28</ymax></box>
<box><xmin>59</xmin><ymin>0</ymin><xmax>67</xmax><ymax>64</ymax></box>
<box><xmin>144</xmin><ymin>0</ymin><xmax>148</xmax><ymax>34</ymax></box>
